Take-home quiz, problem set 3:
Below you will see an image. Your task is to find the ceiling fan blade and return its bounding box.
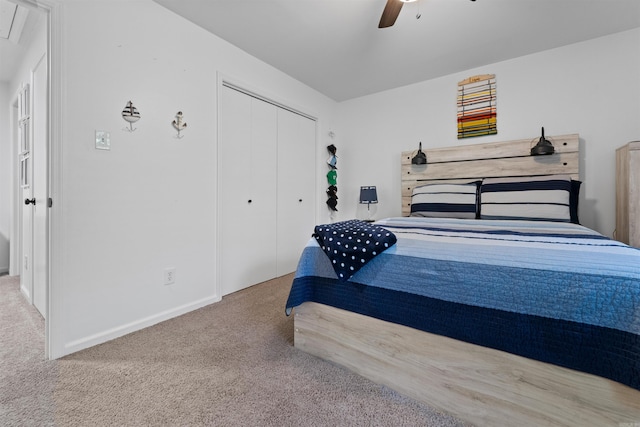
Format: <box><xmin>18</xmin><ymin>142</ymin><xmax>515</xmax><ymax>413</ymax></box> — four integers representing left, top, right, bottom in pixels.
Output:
<box><xmin>378</xmin><ymin>0</ymin><xmax>404</xmax><ymax>28</ymax></box>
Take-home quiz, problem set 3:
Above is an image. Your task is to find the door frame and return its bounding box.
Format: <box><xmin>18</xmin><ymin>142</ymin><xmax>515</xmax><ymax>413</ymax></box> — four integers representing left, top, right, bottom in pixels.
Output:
<box><xmin>31</xmin><ymin>52</ymin><xmax>48</xmax><ymax>317</ymax></box>
<box><xmin>10</xmin><ymin>0</ymin><xmax>62</xmax><ymax>359</ymax></box>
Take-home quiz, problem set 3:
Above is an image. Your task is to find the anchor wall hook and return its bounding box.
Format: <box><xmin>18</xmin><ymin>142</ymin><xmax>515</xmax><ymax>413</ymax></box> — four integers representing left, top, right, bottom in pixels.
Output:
<box><xmin>172</xmin><ymin>111</ymin><xmax>187</xmax><ymax>138</ymax></box>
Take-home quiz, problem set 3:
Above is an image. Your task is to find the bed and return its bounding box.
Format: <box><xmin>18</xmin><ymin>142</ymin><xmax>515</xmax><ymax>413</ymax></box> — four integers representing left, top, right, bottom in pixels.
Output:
<box><xmin>285</xmin><ymin>134</ymin><xmax>640</xmax><ymax>426</ymax></box>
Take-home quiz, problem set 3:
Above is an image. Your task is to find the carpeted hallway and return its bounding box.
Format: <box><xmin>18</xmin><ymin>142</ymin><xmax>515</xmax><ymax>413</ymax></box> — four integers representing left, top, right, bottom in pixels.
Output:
<box><xmin>0</xmin><ymin>273</ymin><xmax>468</xmax><ymax>426</ymax></box>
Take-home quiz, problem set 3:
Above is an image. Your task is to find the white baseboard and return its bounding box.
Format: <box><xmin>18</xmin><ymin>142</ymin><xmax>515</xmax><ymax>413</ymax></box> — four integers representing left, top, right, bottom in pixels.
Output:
<box><xmin>20</xmin><ymin>284</ymin><xmax>31</xmax><ymax>301</ymax></box>
<box><xmin>61</xmin><ymin>295</ymin><xmax>221</xmax><ymax>357</ymax></box>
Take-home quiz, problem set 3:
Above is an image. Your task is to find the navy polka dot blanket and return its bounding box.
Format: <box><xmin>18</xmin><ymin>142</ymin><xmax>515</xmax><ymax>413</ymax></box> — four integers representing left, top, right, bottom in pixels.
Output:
<box><xmin>313</xmin><ymin>219</ymin><xmax>397</xmax><ymax>281</ymax></box>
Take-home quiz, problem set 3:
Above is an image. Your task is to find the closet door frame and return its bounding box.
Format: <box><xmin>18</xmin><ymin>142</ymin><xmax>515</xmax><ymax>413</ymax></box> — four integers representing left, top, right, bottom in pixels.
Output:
<box><xmin>216</xmin><ymin>73</ymin><xmax>318</xmax><ymax>298</ymax></box>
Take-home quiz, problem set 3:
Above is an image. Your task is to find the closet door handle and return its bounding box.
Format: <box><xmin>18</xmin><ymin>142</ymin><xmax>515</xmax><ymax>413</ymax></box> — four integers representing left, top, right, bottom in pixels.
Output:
<box><xmin>248</xmin><ymin>199</ymin><xmax>252</xmax><ymax>204</ymax></box>
<box><xmin>25</xmin><ymin>198</ymin><xmax>36</xmax><ymax>205</ymax></box>
<box><xmin>298</xmin><ymin>199</ymin><xmax>303</xmax><ymax>202</ymax></box>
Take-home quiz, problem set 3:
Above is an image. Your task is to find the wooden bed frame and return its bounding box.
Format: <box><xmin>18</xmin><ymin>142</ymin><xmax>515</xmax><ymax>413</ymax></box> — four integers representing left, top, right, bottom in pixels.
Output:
<box><xmin>293</xmin><ymin>134</ymin><xmax>640</xmax><ymax>426</ymax></box>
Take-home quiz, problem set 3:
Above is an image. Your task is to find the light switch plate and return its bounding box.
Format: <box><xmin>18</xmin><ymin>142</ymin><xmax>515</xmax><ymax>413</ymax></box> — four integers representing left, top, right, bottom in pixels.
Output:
<box><xmin>95</xmin><ymin>130</ymin><xmax>110</xmax><ymax>150</ymax></box>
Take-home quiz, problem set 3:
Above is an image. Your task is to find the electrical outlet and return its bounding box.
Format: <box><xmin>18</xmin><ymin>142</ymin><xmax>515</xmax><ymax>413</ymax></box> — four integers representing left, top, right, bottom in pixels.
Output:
<box><xmin>164</xmin><ymin>267</ymin><xmax>176</xmax><ymax>285</ymax></box>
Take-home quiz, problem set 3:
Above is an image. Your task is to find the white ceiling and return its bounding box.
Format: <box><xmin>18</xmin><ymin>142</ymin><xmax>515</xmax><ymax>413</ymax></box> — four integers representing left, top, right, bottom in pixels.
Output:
<box><xmin>0</xmin><ymin>0</ymin><xmax>41</xmax><ymax>84</ymax></box>
<box><xmin>0</xmin><ymin>0</ymin><xmax>17</xmax><ymax>39</ymax></box>
<box><xmin>153</xmin><ymin>0</ymin><xmax>640</xmax><ymax>102</ymax></box>
<box><xmin>2</xmin><ymin>1</ymin><xmax>639</xmax><ymax>98</ymax></box>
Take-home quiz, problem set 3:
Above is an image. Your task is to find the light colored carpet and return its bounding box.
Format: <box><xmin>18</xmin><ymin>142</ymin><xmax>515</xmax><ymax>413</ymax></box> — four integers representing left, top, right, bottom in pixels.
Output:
<box><xmin>0</xmin><ymin>275</ymin><xmax>57</xmax><ymax>426</ymax></box>
<box><xmin>1</xmin><ymin>273</ymin><xmax>470</xmax><ymax>426</ymax></box>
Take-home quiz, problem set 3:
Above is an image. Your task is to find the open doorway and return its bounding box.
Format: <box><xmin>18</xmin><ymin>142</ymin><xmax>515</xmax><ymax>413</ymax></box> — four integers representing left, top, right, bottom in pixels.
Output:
<box><xmin>2</xmin><ymin>0</ymin><xmax>51</xmax><ymax>356</ymax></box>
<box><xmin>13</xmin><ymin>52</ymin><xmax>47</xmax><ymax>318</ymax></box>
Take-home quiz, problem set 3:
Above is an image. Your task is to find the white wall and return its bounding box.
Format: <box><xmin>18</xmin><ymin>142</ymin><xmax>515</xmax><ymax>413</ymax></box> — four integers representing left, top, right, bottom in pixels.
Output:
<box><xmin>336</xmin><ymin>28</ymin><xmax>640</xmax><ymax>236</ymax></box>
<box><xmin>50</xmin><ymin>0</ymin><xmax>337</xmax><ymax>357</ymax></box>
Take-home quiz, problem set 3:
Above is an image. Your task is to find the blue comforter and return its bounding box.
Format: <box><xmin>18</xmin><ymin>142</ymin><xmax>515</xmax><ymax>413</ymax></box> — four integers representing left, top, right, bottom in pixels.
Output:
<box><xmin>285</xmin><ymin>217</ymin><xmax>640</xmax><ymax>391</ymax></box>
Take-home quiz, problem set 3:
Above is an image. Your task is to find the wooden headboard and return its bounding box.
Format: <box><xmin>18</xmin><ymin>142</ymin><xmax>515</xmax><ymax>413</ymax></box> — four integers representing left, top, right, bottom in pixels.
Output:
<box><xmin>401</xmin><ymin>134</ymin><xmax>580</xmax><ymax>216</ymax></box>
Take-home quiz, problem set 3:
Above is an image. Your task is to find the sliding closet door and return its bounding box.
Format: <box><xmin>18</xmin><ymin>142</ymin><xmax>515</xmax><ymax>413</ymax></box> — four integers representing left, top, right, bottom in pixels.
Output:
<box><xmin>219</xmin><ymin>86</ymin><xmax>277</xmax><ymax>296</ymax></box>
<box><xmin>276</xmin><ymin>109</ymin><xmax>316</xmax><ymax>275</ymax></box>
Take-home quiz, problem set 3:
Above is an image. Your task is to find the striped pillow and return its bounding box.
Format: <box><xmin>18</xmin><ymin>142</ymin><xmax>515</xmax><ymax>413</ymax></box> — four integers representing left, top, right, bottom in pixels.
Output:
<box><xmin>410</xmin><ymin>183</ymin><xmax>478</xmax><ymax>219</ymax></box>
<box><xmin>480</xmin><ymin>175</ymin><xmax>572</xmax><ymax>222</ymax></box>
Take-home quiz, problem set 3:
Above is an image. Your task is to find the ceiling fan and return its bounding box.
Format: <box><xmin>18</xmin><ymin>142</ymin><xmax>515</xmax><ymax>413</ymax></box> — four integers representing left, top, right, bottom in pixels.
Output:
<box><xmin>378</xmin><ymin>0</ymin><xmax>476</xmax><ymax>29</ymax></box>
<box><xmin>378</xmin><ymin>0</ymin><xmax>414</xmax><ymax>28</ymax></box>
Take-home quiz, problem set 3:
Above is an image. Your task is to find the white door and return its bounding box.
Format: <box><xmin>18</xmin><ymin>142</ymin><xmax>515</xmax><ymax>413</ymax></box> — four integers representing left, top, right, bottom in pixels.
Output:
<box><xmin>21</xmin><ymin>177</ymin><xmax>33</xmax><ymax>300</ymax></box>
<box><xmin>276</xmin><ymin>109</ymin><xmax>316</xmax><ymax>275</ymax></box>
<box><xmin>32</xmin><ymin>55</ymin><xmax>48</xmax><ymax>318</ymax></box>
<box><xmin>18</xmin><ymin>84</ymin><xmax>33</xmax><ymax>302</ymax></box>
<box><xmin>219</xmin><ymin>86</ymin><xmax>278</xmax><ymax>296</ymax></box>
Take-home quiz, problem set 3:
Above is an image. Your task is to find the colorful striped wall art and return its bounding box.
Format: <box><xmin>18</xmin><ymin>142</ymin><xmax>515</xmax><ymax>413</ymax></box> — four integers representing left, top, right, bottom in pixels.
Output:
<box><xmin>457</xmin><ymin>74</ymin><xmax>496</xmax><ymax>139</ymax></box>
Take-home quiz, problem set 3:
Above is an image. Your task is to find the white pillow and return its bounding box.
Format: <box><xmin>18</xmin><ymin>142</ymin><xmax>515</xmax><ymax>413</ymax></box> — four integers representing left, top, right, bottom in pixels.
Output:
<box><xmin>480</xmin><ymin>175</ymin><xmax>571</xmax><ymax>222</ymax></box>
<box><xmin>410</xmin><ymin>183</ymin><xmax>478</xmax><ymax>219</ymax></box>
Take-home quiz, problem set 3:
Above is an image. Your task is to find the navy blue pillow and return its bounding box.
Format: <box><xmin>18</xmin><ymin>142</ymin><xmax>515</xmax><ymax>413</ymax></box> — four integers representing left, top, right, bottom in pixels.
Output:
<box><xmin>570</xmin><ymin>180</ymin><xmax>581</xmax><ymax>224</ymax></box>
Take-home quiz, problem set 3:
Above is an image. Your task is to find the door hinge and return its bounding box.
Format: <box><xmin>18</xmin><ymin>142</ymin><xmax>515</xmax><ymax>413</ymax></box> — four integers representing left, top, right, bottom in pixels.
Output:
<box><xmin>48</xmin><ymin>198</ymin><xmax>53</xmax><ymax>208</ymax></box>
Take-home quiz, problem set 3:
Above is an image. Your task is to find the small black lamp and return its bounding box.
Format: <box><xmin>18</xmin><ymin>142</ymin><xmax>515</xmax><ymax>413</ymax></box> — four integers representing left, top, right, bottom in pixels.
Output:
<box><xmin>359</xmin><ymin>186</ymin><xmax>378</xmax><ymax>221</ymax></box>
<box><xmin>530</xmin><ymin>127</ymin><xmax>555</xmax><ymax>156</ymax></box>
<box><xmin>412</xmin><ymin>142</ymin><xmax>427</xmax><ymax>164</ymax></box>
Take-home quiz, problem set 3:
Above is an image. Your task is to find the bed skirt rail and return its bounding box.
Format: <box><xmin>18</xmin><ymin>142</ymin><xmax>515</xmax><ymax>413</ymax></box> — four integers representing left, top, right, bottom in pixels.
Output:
<box><xmin>293</xmin><ymin>301</ymin><xmax>640</xmax><ymax>427</ymax></box>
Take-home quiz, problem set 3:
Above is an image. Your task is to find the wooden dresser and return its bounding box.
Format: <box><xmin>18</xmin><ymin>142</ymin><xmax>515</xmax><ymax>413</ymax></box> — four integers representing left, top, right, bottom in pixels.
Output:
<box><xmin>616</xmin><ymin>141</ymin><xmax>640</xmax><ymax>247</ymax></box>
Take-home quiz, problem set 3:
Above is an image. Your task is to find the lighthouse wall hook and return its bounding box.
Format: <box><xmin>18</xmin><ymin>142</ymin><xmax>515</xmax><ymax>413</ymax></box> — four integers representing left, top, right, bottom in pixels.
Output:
<box><xmin>122</xmin><ymin>100</ymin><xmax>141</xmax><ymax>132</ymax></box>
